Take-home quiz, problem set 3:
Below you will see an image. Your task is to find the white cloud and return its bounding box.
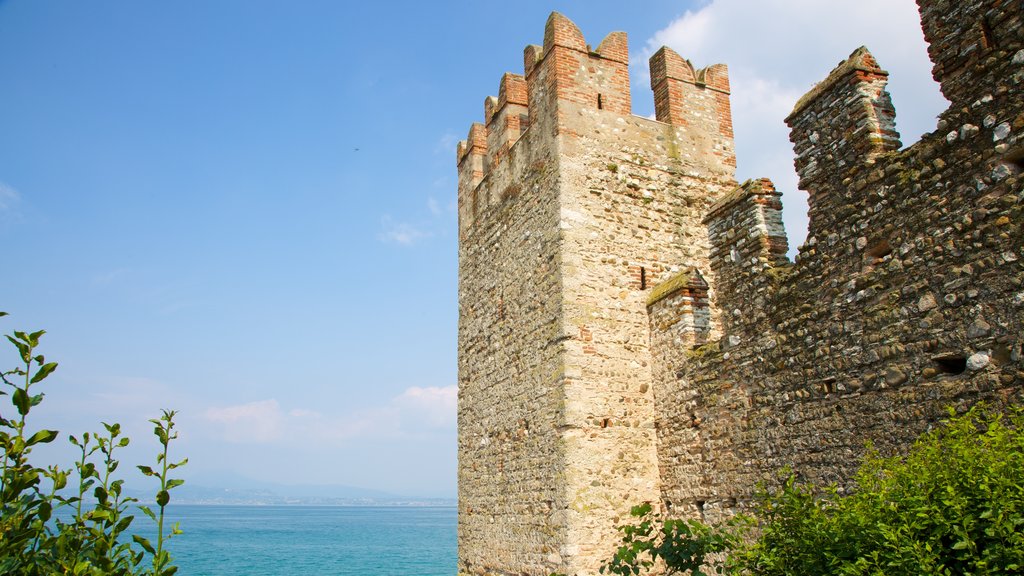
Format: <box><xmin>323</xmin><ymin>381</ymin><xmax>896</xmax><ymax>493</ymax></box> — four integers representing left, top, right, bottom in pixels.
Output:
<box><xmin>639</xmin><ymin>0</ymin><xmax>947</xmax><ymax>250</ymax></box>
<box><xmin>204</xmin><ymin>399</ymin><xmax>285</xmax><ymax>443</ymax></box>
<box><xmin>202</xmin><ymin>385</ymin><xmax>457</xmax><ymax>446</ymax></box>
<box><xmin>394</xmin><ymin>385</ymin><xmax>457</xmax><ymax>429</ymax></box>
<box><xmin>378</xmin><ymin>215</ymin><xmax>431</xmax><ymax>246</ymax></box>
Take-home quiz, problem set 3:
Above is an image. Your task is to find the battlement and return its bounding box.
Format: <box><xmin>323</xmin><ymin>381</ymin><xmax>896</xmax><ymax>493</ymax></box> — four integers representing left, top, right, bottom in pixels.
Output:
<box><xmin>456</xmin><ymin>12</ymin><xmax>735</xmax><ymax>238</ymax></box>
<box><xmin>650</xmin><ymin>46</ymin><xmax>732</xmax><ymax>141</ymax></box>
<box><xmin>459</xmin><ymin>1</ymin><xmax>1023</xmax><ymax>574</ymax></box>
<box><xmin>786</xmin><ymin>47</ymin><xmax>900</xmax><ymax>238</ymax></box>
<box><xmin>918</xmin><ymin>0</ymin><xmax>1023</xmax><ymax>106</ymax></box>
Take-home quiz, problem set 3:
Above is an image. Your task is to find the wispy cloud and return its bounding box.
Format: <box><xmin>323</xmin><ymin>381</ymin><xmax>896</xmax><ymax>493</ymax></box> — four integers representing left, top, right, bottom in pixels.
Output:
<box><xmin>393</xmin><ymin>385</ymin><xmax>457</xmax><ymax>429</ymax></box>
<box><xmin>202</xmin><ymin>385</ymin><xmax>457</xmax><ymax>446</ymax></box>
<box><xmin>91</xmin><ymin>268</ymin><xmax>129</xmax><ymax>287</ymax></box>
<box><xmin>204</xmin><ymin>399</ymin><xmax>285</xmax><ymax>443</ymax></box>
<box><xmin>378</xmin><ymin>215</ymin><xmax>432</xmax><ymax>246</ymax></box>
<box><xmin>435</xmin><ymin>131</ymin><xmax>460</xmax><ymax>156</ymax></box>
<box><xmin>0</xmin><ymin>181</ymin><xmax>22</xmax><ymax>223</ymax></box>
<box><xmin>639</xmin><ymin>0</ymin><xmax>947</xmax><ymax>250</ymax></box>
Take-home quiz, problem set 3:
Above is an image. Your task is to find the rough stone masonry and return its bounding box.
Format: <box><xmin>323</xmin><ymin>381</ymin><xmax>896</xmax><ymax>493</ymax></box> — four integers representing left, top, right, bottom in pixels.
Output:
<box><xmin>456</xmin><ymin>1</ymin><xmax>1024</xmax><ymax>574</ymax></box>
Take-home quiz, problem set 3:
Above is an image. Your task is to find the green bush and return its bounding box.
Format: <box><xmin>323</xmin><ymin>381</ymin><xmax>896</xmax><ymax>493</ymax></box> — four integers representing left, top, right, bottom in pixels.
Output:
<box><xmin>0</xmin><ymin>312</ymin><xmax>186</xmax><ymax>575</ymax></box>
<box><xmin>600</xmin><ymin>502</ymin><xmax>741</xmax><ymax>576</ymax></box>
<box><xmin>604</xmin><ymin>405</ymin><xmax>1024</xmax><ymax>575</ymax></box>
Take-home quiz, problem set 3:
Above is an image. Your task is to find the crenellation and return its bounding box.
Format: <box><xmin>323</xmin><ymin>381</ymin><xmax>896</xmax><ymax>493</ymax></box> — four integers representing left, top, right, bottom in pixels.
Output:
<box><xmin>485</xmin><ymin>74</ymin><xmax>530</xmax><ymax>176</ymax></box>
<box><xmin>459</xmin><ymin>2</ymin><xmax>1022</xmax><ymax>575</ymax></box>
<box><xmin>593</xmin><ymin>31</ymin><xmax>628</xmax><ymax>65</ymax></box>
<box><xmin>649</xmin><ymin>48</ymin><xmax>734</xmax><ymax>168</ymax></box>
<box><xmin>786</xmin><ymin>47</ymin><xmax>901</xmax><ymax>238</ymax></box>
<box><xmin>457</xmin><ymin>122</ymin><xmax>488</xmax><ymax>233</ymax></box>
<box><xmin>703</xmin><ymin>177</ymin><xmax>789</xmax><ymax>338</ymax></box>
<box><xmin>917</xmin><ymin>0</ymin><xmax>1023</xmax><ymax>106</ymax></box>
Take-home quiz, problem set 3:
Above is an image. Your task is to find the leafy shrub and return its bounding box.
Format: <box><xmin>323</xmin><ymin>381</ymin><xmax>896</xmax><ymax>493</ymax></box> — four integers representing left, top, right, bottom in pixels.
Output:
<box><xmin>604</xmin><ymin>405</ymin><xmax>1024</xmax><ymax>575</ymax></box>
<box><xmin>0</xmin><ymin>312</ymin><xmax>186</xmax><ymax>575</ymax></box>
<box><xmin>600</xmin><ymin>502</ymin><xmax>741</xmax><ymax>576</ymax></box>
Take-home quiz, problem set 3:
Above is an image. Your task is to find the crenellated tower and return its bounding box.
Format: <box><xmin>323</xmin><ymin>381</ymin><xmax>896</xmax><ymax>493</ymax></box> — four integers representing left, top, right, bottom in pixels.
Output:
<box><xmin>457</xmin><ymin>12</ymin><xmax>736</xmax><ymax>576</ymax></box>
<box><xmin>459</xmin><ymin>1</ymin><xmax>1022</xmax><ymax>574</ymax></box>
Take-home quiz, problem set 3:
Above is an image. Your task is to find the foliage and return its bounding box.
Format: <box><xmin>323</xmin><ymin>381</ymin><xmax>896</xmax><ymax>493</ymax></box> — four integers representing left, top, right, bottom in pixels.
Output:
<box><xmin>0</xmin><ymin>312</ymin><xmax>186</xmax><ymax>575</ymax></box>
<box><xmin>600</xmin><ymin>502</ymin><xmax>741</xmax><ymax>576</ymax></box>
<box><xmin>602</xmin><ymin>405</ymin><xmax>1024</xmax><ymax>576</ymax></box>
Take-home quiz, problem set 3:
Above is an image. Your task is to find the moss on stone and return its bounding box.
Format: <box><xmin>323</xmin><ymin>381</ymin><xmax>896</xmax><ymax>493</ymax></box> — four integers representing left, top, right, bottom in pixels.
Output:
<box><xmin>646</xmin><ymin>268</ymin><xmax>696</xmax><ymax>308</ymax></box>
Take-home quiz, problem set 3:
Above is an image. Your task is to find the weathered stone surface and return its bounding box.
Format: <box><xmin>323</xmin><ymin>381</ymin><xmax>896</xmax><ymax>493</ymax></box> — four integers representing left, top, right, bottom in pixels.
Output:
<box><xmin>458</xmin><ymin>1</ymin><xmax>1023</xmax><ymax>574</ymax></box>
<box><xmin>457</xmin><ymin>13</ymin><xmax>733</xmax><ymax>576</ymax></box>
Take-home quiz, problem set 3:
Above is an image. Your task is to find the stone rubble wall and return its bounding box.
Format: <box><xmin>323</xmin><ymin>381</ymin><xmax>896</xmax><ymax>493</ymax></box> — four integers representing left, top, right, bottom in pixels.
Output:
<box><xmin>457</xmin><ymin>31</ymin><xmax>568</xmax><ymax>573</ymax></box>
<box><xmin>459</xmin><ymin>0</ymin><xmax>1023</xmax><ymax>574</ymax></box>
<box><xmin>458</xmin><ymin>11</ymin><xmax>736</xmax><ymax>576</ymax></box>
<box><xmin>651</xmin><ymin>0</ymin><xmax>1023</xmax><ymax>523</ymax></box>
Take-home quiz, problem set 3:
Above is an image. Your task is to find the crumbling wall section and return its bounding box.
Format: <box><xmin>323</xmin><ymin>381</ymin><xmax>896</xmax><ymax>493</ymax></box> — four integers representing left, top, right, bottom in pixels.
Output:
<box><xmin>650</xmin><ymin>0</ymin><xmax>1024</xmax><ymax>522</ymax></box>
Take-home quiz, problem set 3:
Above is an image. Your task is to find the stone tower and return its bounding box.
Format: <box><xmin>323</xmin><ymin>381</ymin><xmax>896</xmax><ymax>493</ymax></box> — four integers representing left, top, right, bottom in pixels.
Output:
<box><xmin>456</xmin><ymin>13</ymin><xmax>736</xmax><ymax>576</ymax></box>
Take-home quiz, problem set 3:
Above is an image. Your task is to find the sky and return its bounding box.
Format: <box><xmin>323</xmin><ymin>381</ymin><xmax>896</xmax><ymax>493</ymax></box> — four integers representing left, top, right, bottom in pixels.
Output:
<box><xmin>0</xmin><ymin>0</ymin><xmax>946</xmax><ymax>498</ymax></box>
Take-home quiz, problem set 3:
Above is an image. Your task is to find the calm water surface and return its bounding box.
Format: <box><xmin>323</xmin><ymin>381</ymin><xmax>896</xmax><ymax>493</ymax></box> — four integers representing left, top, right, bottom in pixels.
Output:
<box><xmin>160</xmin><ymin>505</ymin><xmax>456</xmax><ymax>575</ymax></box>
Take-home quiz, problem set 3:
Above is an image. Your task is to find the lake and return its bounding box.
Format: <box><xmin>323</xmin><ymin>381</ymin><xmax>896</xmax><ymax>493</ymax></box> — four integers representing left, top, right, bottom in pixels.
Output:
<box><xmin>152</xmin><ymin>505</ymin><xmax>456</xmax><ymax>575</ymax></box>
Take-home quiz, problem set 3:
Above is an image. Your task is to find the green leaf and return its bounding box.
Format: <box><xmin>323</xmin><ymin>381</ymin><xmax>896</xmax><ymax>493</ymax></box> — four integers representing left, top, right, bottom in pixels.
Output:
<box><xmin>7</xmin><ymin>334</ymin><xmax>30</xmax><ymax>361</ymax></box>
<box><xmin>38</xmin><ymin>500</ymin><xmax>52</xmax><ymax>522</ymax></box>
<box><xmin>27</xmin><ymin>329</ymin><xmax>45</xmax><ymax>346</ymax></box>
<box><xmin>29</xmin><ymin>362</ymin><xmax>57</xmax><ymax>384</ymax></box>
<box><xmin>133</xmin><ymin>534</ymin><xmax>156</xmax><ymax>555</ymax></box>
<box><xmin>114</xmin><ymin>515</ymin><xmax>134</xmax><ymax>536</ymax></box>
<box><xmin>139</xmin><ymin>504</ymin><xmax>157</xmax><ymax>522</ymax></box>
<box><xmin>89</xmin><ymin>508</ymin><xmax>111</xmax><ymax>521</ymax></box>
<box><xmin>166</xmin><ymin>478</ymin><xmax>185</xmax><ymax>489</ymax></box>
<box><xmin>26</xmin><ymin>429</ymin><xmax>58</xmax><ymax>446</ymax></box>
<box><xmin>12</xmin><ymin>387</ymin><xmax>30</xmax><ymax>415</ymax></box>
<box><xmin>137</xmin><ymin>465</ymin><xmax>156</xmax><ymax>476</ymax></box>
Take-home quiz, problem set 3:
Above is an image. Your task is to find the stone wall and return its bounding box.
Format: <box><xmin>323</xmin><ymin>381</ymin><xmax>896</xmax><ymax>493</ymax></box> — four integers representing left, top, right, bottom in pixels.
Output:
<box><xmin>459</xmin><ymin>0</ymin><xmax>1023</xmax><ymax>573</ymax></box>
<box><xmin>651</xmin><ymin>0</ymin><xmax>1023</xmax><ymax>522</ymax></box>
<box><xmin>457</xmin><ymin>12</ymin><xmax>736</xmax><ymax>576</ymax></box>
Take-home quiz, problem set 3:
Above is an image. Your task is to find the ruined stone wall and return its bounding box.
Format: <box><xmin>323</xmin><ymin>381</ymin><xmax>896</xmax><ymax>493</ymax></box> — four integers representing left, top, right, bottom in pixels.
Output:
<box><xmin>460</xmin><ymin>0</ymin><xmax>1022</xmax><ymax>573</ymax></box>
<box><xmin>650</xmin><ymin>0</ymin><xmax>1024</xmax><ymax>522</ymax></box>
<box><xmin>458</xmin><ymin>12</ymin><xmax>736</xmax><ymax>576</ymax></box>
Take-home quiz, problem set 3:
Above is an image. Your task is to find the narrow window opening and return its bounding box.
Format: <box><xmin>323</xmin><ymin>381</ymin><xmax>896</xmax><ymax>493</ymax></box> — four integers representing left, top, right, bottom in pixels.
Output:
<box><xmin>980</xmin><ymin>18</ymin><xmax>997</xmax><ymax>50</ymax></box>
<box><xmin>600</xmin><ymin>418</ymin><xmax>610</xmax><ymax>428</ymax></box>
<box><xmin>822</xmin><ymin>377</ymin><xmax>837</xmax><ymax>395</ymax></box>
<box><xmin>597</xmin><ymin>93</ymin><xmax>603</xmax><ymax>110</ymax></box>
<box><xmin>933</xmin><ymin>354</ymin><xmax>967</xmax><ymax>375</ymax></box>
<box><xmin>695</xmin><ymin>500</ymin><xmax>706</xmax><ymax>522</ymax></box>
<box><xmin>640</xmin><ymin>266</ymin><xmax>647</xmax><ymax>290</ymax></box>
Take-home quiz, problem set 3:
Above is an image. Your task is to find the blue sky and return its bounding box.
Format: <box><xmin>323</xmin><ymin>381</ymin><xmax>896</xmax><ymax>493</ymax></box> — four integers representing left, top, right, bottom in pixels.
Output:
<box><xmin>0</xmin><ymin>1</ymin><xmax>945</xmax><ymax>498</ymax></box>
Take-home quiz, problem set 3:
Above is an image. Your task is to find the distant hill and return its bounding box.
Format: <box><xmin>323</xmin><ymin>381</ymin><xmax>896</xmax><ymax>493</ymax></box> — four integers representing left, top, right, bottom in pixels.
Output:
<box><xmin>122</xmin><ymin>474</ymin><xmax>455</xmax><ymax>506</ymax></box>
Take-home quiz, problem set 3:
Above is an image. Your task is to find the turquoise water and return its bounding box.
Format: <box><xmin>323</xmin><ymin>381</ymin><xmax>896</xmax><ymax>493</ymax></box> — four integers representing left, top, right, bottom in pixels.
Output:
<box><xmin>159</xmin><ymin>505</ymin><xmax>456</xmax><ymax>575</ymax></box>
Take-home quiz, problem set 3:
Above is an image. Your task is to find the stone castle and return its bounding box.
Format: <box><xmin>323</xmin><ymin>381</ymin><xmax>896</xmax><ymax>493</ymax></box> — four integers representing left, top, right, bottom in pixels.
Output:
<box><xmin>456</xmin><ymin>0</ymin><xmax>1023</xmax><ymax>574</ymax></box>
